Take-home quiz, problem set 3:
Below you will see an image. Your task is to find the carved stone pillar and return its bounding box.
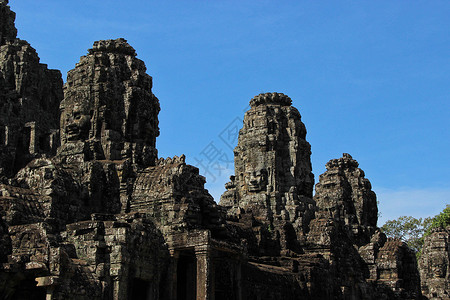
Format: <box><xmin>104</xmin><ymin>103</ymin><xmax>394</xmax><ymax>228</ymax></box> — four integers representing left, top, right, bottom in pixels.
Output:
<box><xmin>25</xmin><ymin>121</ymin><xmax>36</xmax><ymax>154</ymax></box>
<box><xmin>112</xmin><ymin>277</ymin><xmax>128</xmax><ymax>300</ymax></box>
<box><xmin>168</xmin><ymin>250</ymin><xmax>179</xmax><ymax>300</ymax></box>
<box><xmin>45</xmin><ymin>286</ymin><xmax>55</xmax><ymax>300</ymax></box>
<box><xmin>236</xmin><ymin>259</ymin><xmax>242</xmax><ymax>300</ymax></box>
<box><xmin>196</xmin><ymin>246</ymin><xmax>214</xmax><ymax>300</ymax></box>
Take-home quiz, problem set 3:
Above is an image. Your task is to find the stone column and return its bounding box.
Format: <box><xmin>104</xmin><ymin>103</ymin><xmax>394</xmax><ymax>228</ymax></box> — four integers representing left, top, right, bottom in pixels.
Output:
<box><xmin>25</xmin><ymin>121</ymin><xmax>36</xmax><ymax>154</ymax></box>
<box><xmin>236</xmin><ymin>259</ymin><xmax>242</xmax><ymax>300</ymax></box>
<box><xmin>45</xmin><ymin>286</ymin><xmax>54</xmax><ymax>300</ymax></box>
<box><xmin>113</xmin><ymin>277</ymin><xmax>128</xmax><ymax>300</ymax></box>
<box><xmin>167</xmin><ymin>250</ymin><xmax>179</xmax><ymax>300</ymax></box>
<box><xmin>195</xmin><ymin>246</ymin><xmax>214</xmax><ymax>300</ymax></box>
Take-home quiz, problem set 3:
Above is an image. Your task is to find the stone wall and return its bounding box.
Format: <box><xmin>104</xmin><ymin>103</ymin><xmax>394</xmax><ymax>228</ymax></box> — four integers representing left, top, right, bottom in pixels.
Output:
<box><xmin>130</xmin><ymin>155</ymin><xmax>226</xmax><ymax>236</ymax></box>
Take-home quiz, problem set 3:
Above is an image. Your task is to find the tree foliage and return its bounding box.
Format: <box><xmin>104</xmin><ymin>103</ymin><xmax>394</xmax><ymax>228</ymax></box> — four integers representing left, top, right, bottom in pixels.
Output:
<box><xmin>381</xmin><ymin>216</ymin><xmax>430</xmax><ymax>253</ymax></box>
<box><xmin>381</xmin><ymin>204</ymin><xmax>449</xmax><ymax>257</ymax></box>
<box><xmin>425</xmin><ymin>204</ymin><xmax>450</xmax><ymax>235</ymax></box>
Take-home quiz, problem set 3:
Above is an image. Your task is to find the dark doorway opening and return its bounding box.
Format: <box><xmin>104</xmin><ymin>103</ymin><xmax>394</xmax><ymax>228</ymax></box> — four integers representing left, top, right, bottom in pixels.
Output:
<box><xmin>39</xmin><ymin>134</ymin><xmax>50</xmax><ymax>153</ymax></box>
<box><xmin>130</xmin><ymin>278</ymin><xmax>153</xmax><ymax>300</ymax></box>
<box><xmin>13</xmin><ymin>126</ymin><xmax>32</xmax><ymax>173</ymax></box>
<box><xmin>11</xmin><ymin>275</ymin><xmax>46</xmax><ymax>300</ymax></box>
<box><xmin>177</xmin><ymin>251</ymin><xmax>196</xmax><ymax>300</ymax></box>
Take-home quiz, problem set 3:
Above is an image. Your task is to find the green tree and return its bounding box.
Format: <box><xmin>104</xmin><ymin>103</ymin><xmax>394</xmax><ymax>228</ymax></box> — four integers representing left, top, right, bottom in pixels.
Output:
<box><xmin>381</xmin><ymin>204</ymin><xmax>449</xmax><ymax>258</ymax></box>
<box><xmin>381</xmin><ymin>216</ymin><xmax>430</xmax><ymax>253</ymax></box>
<box><xmin>425</xmin><ymin>204</ymin><xmax>450</xmax><ymax>235</ymax></box>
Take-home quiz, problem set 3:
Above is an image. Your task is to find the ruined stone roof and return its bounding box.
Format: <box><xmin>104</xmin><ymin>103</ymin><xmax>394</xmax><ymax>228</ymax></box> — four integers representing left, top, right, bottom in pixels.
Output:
<box><xmin>249</xmin><ymin>92</ymin><xmax>292</xmax><ymax>107</ymax></box>
<box><xmin>325</xmin><ymin>153</ymin><xmax>359</xmax><ymax>170</ymax></box>
<box><xmin>88</xmin><ymin>38</ymin><xmax>137</xmax><ymax>56</ymax></box>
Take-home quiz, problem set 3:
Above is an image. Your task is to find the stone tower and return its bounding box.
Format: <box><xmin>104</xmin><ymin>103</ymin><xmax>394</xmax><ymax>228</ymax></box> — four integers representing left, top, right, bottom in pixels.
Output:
<box><xmin>0</xmin><ymin>0</ymin><xmax>63</xmax><ymax>177</ymax></box>
<box><xmin>307</xmin><ymin>154</ymin><xmax>421</xmax><ymax>299</ymax></box>
<box><xmin>0</xmin><ymin>0</ymin><xmax>17</xmax><ymax>45</ymax></box>
<box><xmin>220</xmin><ymin>92</ymin><xmax>315</xmax><ymax>254</ymax></box>
<box><xmin>314</xmin><ymin>153</ymin><xmax>378</xmax><ymax>245</ymax></box>
<box><xmin>12</xmin><ymin>39</ymin><xmax>162</xmax><ymax>224</ymax></box>
<box><xmin>59</xmin><ymin>38</ymin><xmax>160</xmax><ymax>167</ymax></box>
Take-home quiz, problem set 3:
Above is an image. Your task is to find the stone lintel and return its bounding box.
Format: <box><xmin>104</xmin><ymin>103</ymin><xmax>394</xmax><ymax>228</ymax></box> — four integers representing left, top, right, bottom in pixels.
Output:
<box><xmin>167</xmin><ymin>229</ymin><xmax>211</xmax><ymax>249</ymax></box>
<box><xmin>35</xmin><ymin>276</ymin><xmax>59</xmax><ymax>287</ymax></box>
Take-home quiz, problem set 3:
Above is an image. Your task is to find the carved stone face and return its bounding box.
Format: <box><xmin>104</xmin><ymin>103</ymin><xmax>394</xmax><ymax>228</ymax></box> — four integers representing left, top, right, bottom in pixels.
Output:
<box><xmin>64</xmin><ymin>103</ymin><xmax>91</xmax><ymax>141</ymax></box>
<box><xmin>137</xmin><ymin>101</ymin><xmax>159</xmax><ymax>143</ymax></box>
<box><xmin>139</xmin><ymin>115</ymin><xmax>155</xmax><ymax>142</ymax></box>
<box><xmin>246</xmin><ymin>169</ymin><xmax>268</xmax><ymax>192</ymax></box>
<box><xmin>432</xmin><ymin>264</ymin><xmax>445</xmax><ymax>278</ymax></box>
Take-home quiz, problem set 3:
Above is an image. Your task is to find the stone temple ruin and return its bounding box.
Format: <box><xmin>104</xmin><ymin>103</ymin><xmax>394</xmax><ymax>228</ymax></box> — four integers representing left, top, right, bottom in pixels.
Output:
<box><xmin>0</xmin><ymin>1</ymin><xmax>449</xmax><ymax>299</ymax></box>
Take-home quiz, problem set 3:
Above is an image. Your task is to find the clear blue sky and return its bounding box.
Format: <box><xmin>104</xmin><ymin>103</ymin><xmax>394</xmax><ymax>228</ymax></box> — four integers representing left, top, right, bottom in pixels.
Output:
<box><xmin>10</xmin><ymin>0</ymin><xmax>449</xmax><ymax>225</ymax></box>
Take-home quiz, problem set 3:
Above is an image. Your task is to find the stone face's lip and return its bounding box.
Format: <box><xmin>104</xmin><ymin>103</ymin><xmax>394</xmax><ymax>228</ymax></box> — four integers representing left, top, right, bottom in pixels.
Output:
<box><xmin>250</xmin><ymin>92</ymin><xmax>292</xmax><ymax>107</ymax></box>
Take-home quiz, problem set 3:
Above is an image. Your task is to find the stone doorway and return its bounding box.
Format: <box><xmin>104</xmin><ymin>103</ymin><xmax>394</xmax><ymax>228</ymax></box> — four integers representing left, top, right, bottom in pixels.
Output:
<box><xmin>176</xmin><ymin>251</ymin><xmax>197</xmax><ymax>300</ymax></box>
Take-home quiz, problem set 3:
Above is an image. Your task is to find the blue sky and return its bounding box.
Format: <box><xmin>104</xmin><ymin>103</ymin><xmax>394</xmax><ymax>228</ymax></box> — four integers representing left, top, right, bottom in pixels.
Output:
<box><xmin>9</xmin><ymin>1</ymin><xmax>449</xmax><ymax>225</ymax></box>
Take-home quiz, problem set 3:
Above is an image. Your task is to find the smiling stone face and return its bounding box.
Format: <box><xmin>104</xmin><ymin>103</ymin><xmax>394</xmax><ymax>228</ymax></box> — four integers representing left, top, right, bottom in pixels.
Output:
<box><xmin>58</xmin><ymin>39</ymin><xmax>160</xmax><ymax>166</ymax></box>
<box><xmin>245</xmin><ymin>168</ymin><xmax>268</xmax><ymax>192</ymax></box>
<box><xmin>63</xmin><ymin>102</ymin><xmax>91</xmax><ymax>142</ymax></box>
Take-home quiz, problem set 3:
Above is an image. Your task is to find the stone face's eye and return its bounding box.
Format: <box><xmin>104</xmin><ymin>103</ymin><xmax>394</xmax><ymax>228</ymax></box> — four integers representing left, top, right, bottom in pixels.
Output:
<box><xmin>74</xmin><ymin>112</ymin><xmax>81</xmax><ymax>120</ymax></box>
